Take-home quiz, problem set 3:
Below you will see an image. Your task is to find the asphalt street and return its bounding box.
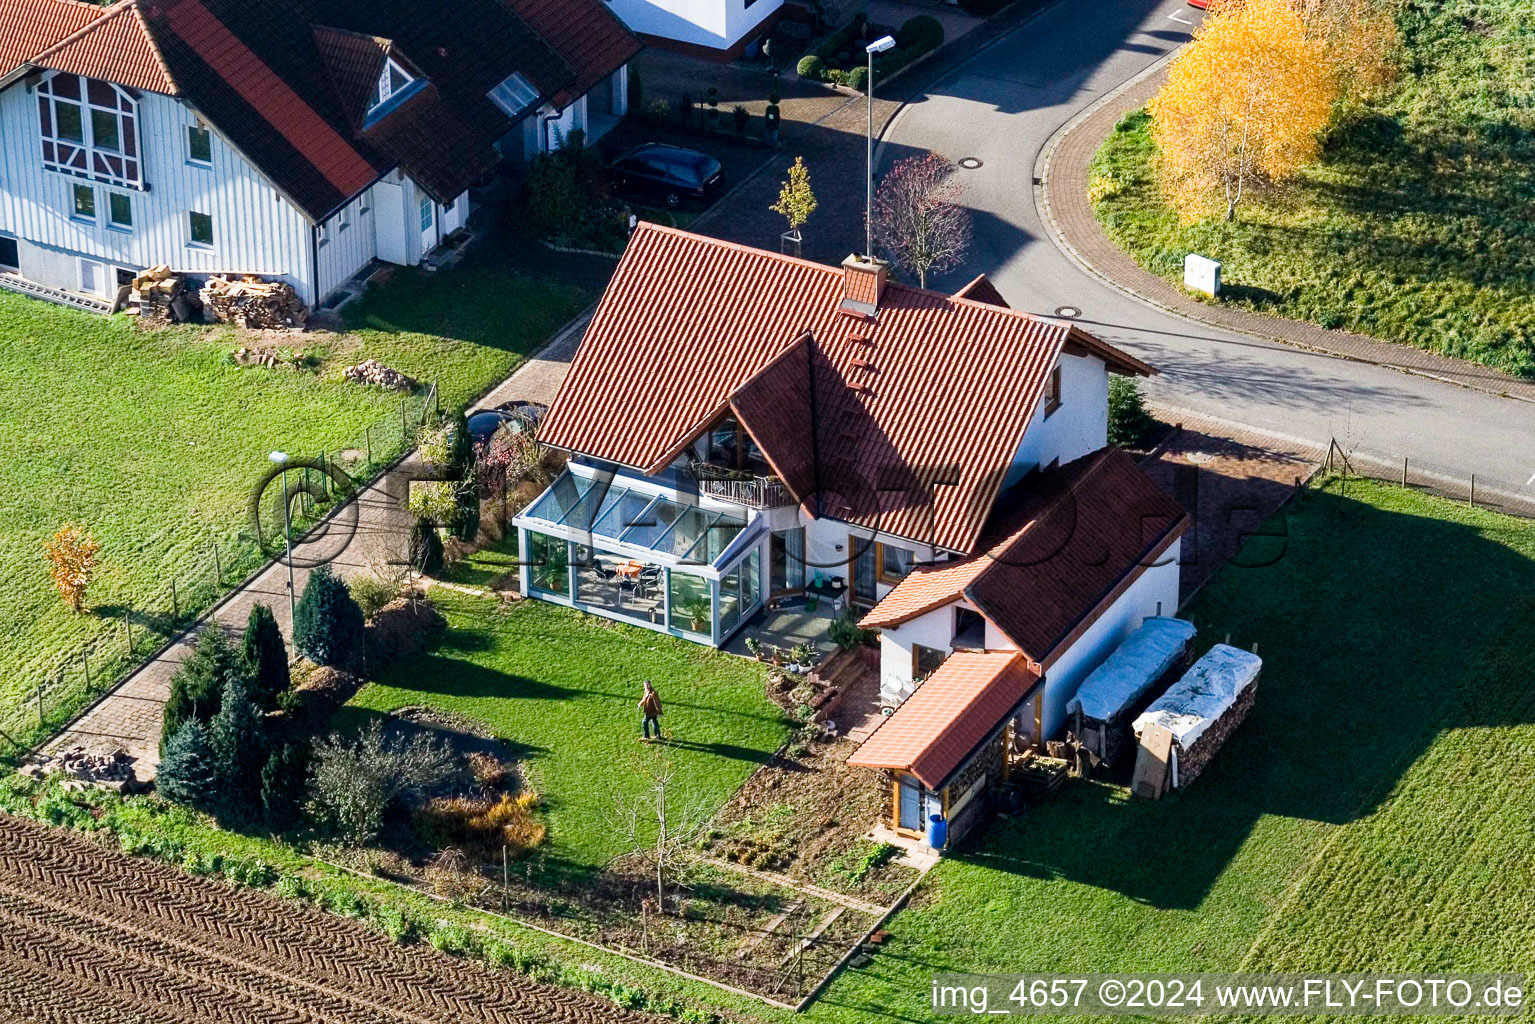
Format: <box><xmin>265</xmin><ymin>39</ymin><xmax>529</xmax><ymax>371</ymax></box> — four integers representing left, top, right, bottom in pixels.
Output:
<box><xmin>882</xmin><ymin>0</ymin><xmax>1535</xmax><ymax>502</ymax></box>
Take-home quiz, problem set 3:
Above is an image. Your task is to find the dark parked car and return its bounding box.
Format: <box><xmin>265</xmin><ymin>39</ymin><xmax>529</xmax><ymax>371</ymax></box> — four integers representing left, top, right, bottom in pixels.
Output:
<box><xmin>611</xmin><ymin>144</ymin><xmax>724</xmax><ymax>208</ymax></box>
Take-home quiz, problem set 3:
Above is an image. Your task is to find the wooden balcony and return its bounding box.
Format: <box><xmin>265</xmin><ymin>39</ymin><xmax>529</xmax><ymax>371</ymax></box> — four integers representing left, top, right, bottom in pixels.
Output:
<box><xmin>689</xmin><ymin>460</ymin><xmax>796</xmax><ymax>509</ymax></box>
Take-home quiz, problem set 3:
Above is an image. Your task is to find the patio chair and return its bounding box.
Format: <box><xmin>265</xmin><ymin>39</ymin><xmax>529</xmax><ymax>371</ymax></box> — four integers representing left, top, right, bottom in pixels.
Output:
<box><xmin>635</xmin><ymin>567</ymin><xmax>662</xmax><ymax>599</ymax></box>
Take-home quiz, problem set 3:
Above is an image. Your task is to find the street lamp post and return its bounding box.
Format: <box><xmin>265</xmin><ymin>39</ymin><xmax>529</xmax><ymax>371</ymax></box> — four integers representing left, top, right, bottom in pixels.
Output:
<box><xmin>269</xmin><ymin>451</ymin><xmax>296</xmax><ymax>625</ymax></box>
<box><xmin>864</xmin><ymin>35</ymin><xmax>897</xmax><ymax>259</ymax></box>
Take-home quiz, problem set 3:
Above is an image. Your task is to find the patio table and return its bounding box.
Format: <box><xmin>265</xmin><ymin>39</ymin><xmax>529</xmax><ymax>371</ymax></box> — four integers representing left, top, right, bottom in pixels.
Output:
<box><xmin>614</xmin><ymin>560</ymin><xmax>645</xmax><ymax>579</ymax></box>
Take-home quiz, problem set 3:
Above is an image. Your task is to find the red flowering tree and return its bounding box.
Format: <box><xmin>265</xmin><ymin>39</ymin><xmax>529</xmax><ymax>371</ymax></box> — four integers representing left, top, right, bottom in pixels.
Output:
<box><xmin>871</xmin><ymin>153</ymin><xmax>972</xmax><ymax>288</ymax></box>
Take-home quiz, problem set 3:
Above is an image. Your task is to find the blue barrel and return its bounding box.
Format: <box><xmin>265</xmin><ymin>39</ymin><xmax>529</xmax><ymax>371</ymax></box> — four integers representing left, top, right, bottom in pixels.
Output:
<box><xmin>928</xmin><ymin>814</ymin><xmax>947</xmax><ymax>850</ymax></box>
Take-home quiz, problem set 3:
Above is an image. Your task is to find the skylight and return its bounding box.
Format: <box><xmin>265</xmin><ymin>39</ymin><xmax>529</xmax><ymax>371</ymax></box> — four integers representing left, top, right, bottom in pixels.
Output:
<box><xmin>487</xmin><ymin>71</ymin><xmax>540</xmax><ymax>117</ymax></box>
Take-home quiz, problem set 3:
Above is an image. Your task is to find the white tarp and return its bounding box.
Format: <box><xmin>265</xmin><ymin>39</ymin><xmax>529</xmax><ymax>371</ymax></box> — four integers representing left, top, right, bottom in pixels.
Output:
<box><xmin>1067</xmin><ymin>617</ymin><xmax>1197</xmax><ymax>722</ymax></box>
<box><xmin>1133</xmin><ymin>644</ymin><xmax>1262</xmax><ymax>747</ymax></box>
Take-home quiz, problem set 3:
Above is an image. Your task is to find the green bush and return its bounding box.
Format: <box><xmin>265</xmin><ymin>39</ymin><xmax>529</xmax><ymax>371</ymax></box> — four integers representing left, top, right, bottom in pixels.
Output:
<box><xmin>451</xmin><ymin>478</ymin><xmax>480</xmax><ymax>543</ymax></box>
<box><xmin>898</xmin><ymin>14</ymin><xmax>944</xmax><ymax>52</ymax></box>
<box><xmin>844</xmin><ymin>65</ymin><xmax>869</xmax><ymax>92</ymax></box>
<box><xmin>446</xmin><ymin>409</ymin><xmax>474</xmax><ymax>481</ymax></box>
<box><xmin>293</xmin><ymin>565</ymin><xmax>366</xmax><ymax>668</ymax></box>
<box><xmin>208</xmin><ymin>675</ymin><xmax>269</xmax><ymax>823</ymax></box>
<box><xmin>828</xmin><ymin>609</ymin><xmax>877</xmax><ymax>649</ymax></box>
<box><xmin>409</xmin><ymin>518</ymin><xmax>445</xmax><ymax>575</ymax></box>
<box><xmin>260</xmin><ymin>741</ymin><xmax>309</xmax><ymax>833</ymax></box>
<box><xmin>161</xmin><ymin>626</ymin><xmax>245</xmax><ymax>752</ymax></box>
<box><xmin>796</xmin><ymin>54</ymin><xmax>825</xmax><ymax>80</ymax></box>
<box><xmin>1107</xmin><ymin>375</ymin><xmax>1161</xmax><ymax>449</ymax></box>
<box><xmin>241</xmin><ymin>603</ymin><xmax>289</xmax><ymax>711</ymax></box>
<box><xmin>157</xmin><ymin>720</ymin><xmax>217</xmax><ymax>810</ymax></box>
<box><xmin>347</xmin><ymin>574</ymin><xmax>399</xmax><ymax>620</ymax></box>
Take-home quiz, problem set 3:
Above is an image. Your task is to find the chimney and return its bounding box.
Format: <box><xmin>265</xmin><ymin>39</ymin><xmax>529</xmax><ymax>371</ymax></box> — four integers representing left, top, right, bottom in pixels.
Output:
<box><xmin>838</xmin><ymin>254</ymin><xmax>887</xmax><ymax>319</ymax></box>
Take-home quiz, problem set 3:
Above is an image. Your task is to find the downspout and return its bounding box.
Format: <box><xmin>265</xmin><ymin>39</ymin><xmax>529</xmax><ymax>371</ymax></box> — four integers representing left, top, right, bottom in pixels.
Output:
<box><xmin>542</xmin><ymin>109</ymin><xmax>563</xmax><ymax>153</ymax></box>
<box><xmin>309</xmin><ymin>220</ymin><xmax>321</xmax><ymax>310</ymax></box>
<box><xmin>805</xmin><ymin>331</ymin><xmax>822</xmax><ymax>518</ymax></box>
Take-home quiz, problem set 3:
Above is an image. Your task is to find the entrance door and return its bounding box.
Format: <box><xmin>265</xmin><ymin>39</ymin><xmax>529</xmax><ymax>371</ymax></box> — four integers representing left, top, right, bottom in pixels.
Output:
<box><xmin>417</xmin><ymin>196</ymin><xmax>437</xmax><ymax>255</ymax></box>
<box><xmin>897</xmin><ymin>774</ymin><xmax>935</xmax><ymax>833</ymax></box>
<box><xmin>770</xmin><ymin>528</ymin><xmax>805</xmax><ymax>595</ymax></box>
<box><xmin>373</xmin><ymin>181</ymin><xmax>407</xmax><ymax>264</ymax></box>
<box><xmin>851</xmin><ymin>534</ymin><xmax>877</xmax><ymax>605</ymax></box>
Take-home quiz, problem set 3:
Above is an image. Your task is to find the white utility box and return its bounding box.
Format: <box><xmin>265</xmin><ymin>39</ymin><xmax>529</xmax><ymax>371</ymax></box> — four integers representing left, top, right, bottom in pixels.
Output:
<box><xmin>1184</xmin><ymin>253</ymin><xmax>1221</xmax><ymax>297</ymax></box>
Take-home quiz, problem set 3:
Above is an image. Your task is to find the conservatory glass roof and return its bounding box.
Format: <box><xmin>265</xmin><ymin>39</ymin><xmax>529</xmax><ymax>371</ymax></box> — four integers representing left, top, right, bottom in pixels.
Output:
<box><xmin>523</xmin><ymin>471</ymin><xmax>746</xmax><ymax>566</ymax></box>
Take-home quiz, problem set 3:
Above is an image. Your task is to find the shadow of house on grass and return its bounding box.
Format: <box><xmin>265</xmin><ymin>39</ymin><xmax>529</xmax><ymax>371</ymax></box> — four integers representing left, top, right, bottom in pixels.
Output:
<box><xmin>945</xmin><ymin>485</ymin><xmax>1535</xmax><ymax>910</ymax></box>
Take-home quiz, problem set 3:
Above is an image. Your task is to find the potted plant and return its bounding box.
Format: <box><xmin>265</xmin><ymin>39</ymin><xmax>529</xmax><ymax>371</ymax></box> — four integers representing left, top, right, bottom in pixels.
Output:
<box><xmin>685</xmin><ymin>596</ymin><xmax>711</xmax><ymax>633</ymax></box>
<box><xmin>733</xmin><ymin>105</ymin><xmax>749</xmax><ymax>135</ymax></box>
<box><xmin>744</xmin><ymin>636</ymin><xmax>764</xmax><ymax>659</ymax></box>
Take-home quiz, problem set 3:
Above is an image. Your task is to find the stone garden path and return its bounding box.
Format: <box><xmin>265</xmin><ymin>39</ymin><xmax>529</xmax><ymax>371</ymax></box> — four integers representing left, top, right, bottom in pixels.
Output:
<box><xmin>36</xmin><ymin>309</ymin><xmax>592</xmax><ymax>781</ymax></box>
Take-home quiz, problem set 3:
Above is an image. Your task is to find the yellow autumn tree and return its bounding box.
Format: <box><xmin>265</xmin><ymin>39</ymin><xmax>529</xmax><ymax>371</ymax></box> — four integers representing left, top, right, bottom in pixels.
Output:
<box><xmin>43</xmin><ymin>523</ymin><xmax>100</xmax><ymax>613</ymax></box>
<box><xmin>1150</xmin><ymin>0</ymin><xmax>1337</xmax><ymax>222</ymax></box>
<box><xmin>1296</xmin><ymin>0</ymin><xmax>1399</xmax><ymax>98</ymax></box>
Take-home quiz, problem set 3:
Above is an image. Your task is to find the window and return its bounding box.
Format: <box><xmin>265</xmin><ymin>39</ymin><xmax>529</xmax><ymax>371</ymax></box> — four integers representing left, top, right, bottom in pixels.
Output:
<box><xmin>107</xmin><ymin>192</ymin><xmax>132</xmax><ymax>229</ymax></box>
<box><xmin>877</xmin><ymin>542</ymin><xmax>914</xmax><ymax>585</ymax></box>
<box><xmin>526</xmin><ymin>531</ymin><xmax>570</xmax><ymax>595</ymax></box>
<box><xmin>0</xmin><ymin>237</ymin><xmax>19</xmax><ymax>269</ymax></box>
<box><xmin>317</xmin><ymin>222</ymin><xmax>328</xmax><ymax>247</ymax></box>
<box><xmin>419</xmin><ymin>197</ymin><xmax>434</xmax><ymax>233</ymax></box>
<box><xmin>338</xmin><ymin>209</ymin><xmax>350</xmax><ymax>232</ymax></box>
<box><xmin>187</xmin><ymin>124</ymin><xmax>212</xmax><ymax>164</ymax></box>
<box><xmin>368</xmin><ymin>57</ymin><xmax>415</xmax><ymax>116</ymax></box>
<box><xmin>486</xmin><ymin>71</ymin><xmax>539</xmax><ymax>117</ymax></box>
<box><xmin>913</xmin><ymin>644</ymin><xmax>946</xmax><ymax>680</ymax></box>
<box><xmin>78</xmin><ymin>258</ymin><xmax>104</xmax><ymax>295</ymax></box>
<box><xmin>188</xmin><ymin>210</ymin><xmax>214</xmax><ymax>247</ymax></box>
<box><xmin>72</xmin><ymin>184</ymin><xmax>95</xmax><ymax>220</ymax></box>
<box><xmin>1043</xmin><ymin>365</ymin><xmax>1062</xmax><ymax>416</ymax></box>
<box><xmin>38</xmin><ymin>73</ymin><xmax>140</xmax><ymax>188</ymax></box>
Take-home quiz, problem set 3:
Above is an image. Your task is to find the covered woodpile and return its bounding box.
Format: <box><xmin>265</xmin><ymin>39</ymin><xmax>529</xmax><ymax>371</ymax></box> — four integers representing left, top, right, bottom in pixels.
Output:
<box><xmin>1067</xmin><ymin>617</ymin><xmax>1197</xmax><ymax>768</ymax></box>
<box><xmin>200</xmin><ymin>274</ymin><xmax>307</xmax><ymax>329</ymax></box>
<box><xmin>1131</xmin><ymin>644</ymin><xmax>1261</xmax><ymax>797</ymax></box>
<box><xmin>128</xmin><ymin>265</ymin><xmax>200</xmax><ymax>326</ymax></box>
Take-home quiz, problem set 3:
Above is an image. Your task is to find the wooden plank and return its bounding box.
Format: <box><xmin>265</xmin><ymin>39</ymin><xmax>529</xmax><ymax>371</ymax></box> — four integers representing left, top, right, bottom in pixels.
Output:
<box><xmin>1131</xmin><ymin>723</ymin><xmax>1174</xmax><ymax>800</ymax></box>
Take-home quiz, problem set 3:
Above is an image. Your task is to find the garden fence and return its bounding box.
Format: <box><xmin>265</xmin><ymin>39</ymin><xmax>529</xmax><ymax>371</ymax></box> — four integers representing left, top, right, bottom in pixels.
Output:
<box><xmin>1322</xmin><ymin>438</ymin><xmax>1535</xmax><ymax>521</ymax></box>
<box><xmin>3</xmin><ymin>381</ymin><xmax>440</xmax><ymax>756</ymax></box>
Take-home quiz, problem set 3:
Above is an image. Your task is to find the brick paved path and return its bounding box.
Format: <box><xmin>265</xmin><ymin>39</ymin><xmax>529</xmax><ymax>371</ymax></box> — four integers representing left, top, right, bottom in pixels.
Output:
<box><xmin>1040</xmin><ymin>64</ymin><xmax>1535</xmax><ymax>405</ymax></box>
<box><xmin>37</xmin><ymin>311</ymin><xmax>592</xmax><ymax>781</ymax></box>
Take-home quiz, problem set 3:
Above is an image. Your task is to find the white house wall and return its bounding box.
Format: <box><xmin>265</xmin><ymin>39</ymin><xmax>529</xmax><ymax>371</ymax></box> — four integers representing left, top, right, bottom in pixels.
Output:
<box><xmin>1005</xmin><ymin>353</ymin><xmax>1109</xmax><ymax>489</ymax></box>
<box><xmin>0</xmin><ymin>81</ymin><xmax>314</xmax><ymax>300</ymax></box>
<box><xmin>1036</xmin><ymin>540</ymin><xmax>1182</xmax><ymax>739</ymax></box>
<box><xmin>606</xmin><ymin>0</ymin><xmax>780</xmax><ymax>53</ymax></box>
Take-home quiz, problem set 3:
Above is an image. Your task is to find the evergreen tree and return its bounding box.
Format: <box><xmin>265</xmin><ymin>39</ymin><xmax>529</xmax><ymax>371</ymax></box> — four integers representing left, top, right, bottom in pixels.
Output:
<box><xmin>260</xmin><ymin>741</ymin><xmax>309</xmax><ymax>834</ymax></box>
<box><xmin>161</xmin><ymin>627</ymin><xmax>246</xmax><ymax>753</ymax></box>
<box><xmin>409</xmin><ymin>519</ymin><xmax>445</xmax><ymax>575</ymax></box>
<box><xmin>209</xmin><ymin>675</ymin><xmax>269</xmax><ymax>823</ymax></box>
<box><xmin>292</xmin><ymin>565</ymin><xmax>366</xmax><ymax>668</ymax></box>
<box><xmin>241</xmin><ymin>603</ymin><xmax>290</xmax><ymax>710</ymax></box>
<box><xmin>447</xmin><ymin>409</ymin><xmax>474</xmax><ymax>481</ymax></box>
<box><xmin>451</xmin><ymin>477</ymin><xmax>480</xmax><ymax>543</ymax></box>
<box><xmin>157</xmin><ymin>720</ymin><xmax>217</xmax><ymax>809</ymax></box>
<box><xmin>1107</xmin><ymin>375</ymin><xmax>1161</xmax><ymax>448</ymax></box>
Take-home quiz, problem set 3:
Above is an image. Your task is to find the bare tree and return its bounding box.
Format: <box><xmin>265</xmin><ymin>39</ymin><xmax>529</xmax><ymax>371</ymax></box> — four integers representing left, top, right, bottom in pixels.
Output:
<box><xmin>607</xmin><ymin>745</ymin><xmax>712</xmax><ymax>911</ymax></box>
<box><xmin>309</xmin><ymin>720</ymin><xmax>457</xmax><ymax>845</ymax></box>
<box><xmin>871</xmin><ymin>154</ymin><xmax>972</xmax><ymax>288</ymax></box>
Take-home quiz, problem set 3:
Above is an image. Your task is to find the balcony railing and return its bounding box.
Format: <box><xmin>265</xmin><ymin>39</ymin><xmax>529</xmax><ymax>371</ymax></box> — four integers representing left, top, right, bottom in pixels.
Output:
<box><xmin>689</xmin><ymin>459</ymin><xmax>796</xmax><ymax>509</ymax></box>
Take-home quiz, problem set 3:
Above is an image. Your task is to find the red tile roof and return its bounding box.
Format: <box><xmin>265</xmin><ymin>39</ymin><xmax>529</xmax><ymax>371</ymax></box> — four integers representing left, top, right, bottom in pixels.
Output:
<box><xmin>29</xmin><ymin>0</ymin><xmax>177</xmax><ymax>93</ymax></box>
<box><xmin>952</xmin><ymin>274</ymin><xmax>1009</xmax><ymax>309</ymax></box>
<box><xmin>505</xmin><ymin>0</ymin><xmax>640</xmax><ymax>105</ymax></box>
<box><xmin>847</xmin><ymin>652</ymin><xmax>1037</xmax><ymax>789</ymax></box>
<box><xmin>540</xmin><ymin>223</ymin><xmax>1156</xmax><ymax>554</ymax></box>
<box><xmin>861</xmin><ymin>448</ymin><xmax>1189</xmax><ymax>666</ymax></box>
<box><xmin>0</xmin><ymin>0</ymin><xmax>102</xmax><ymax>77</ymax></box>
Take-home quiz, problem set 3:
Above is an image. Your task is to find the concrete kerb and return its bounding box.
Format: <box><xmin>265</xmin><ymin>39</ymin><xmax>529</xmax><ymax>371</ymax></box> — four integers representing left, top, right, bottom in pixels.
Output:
<box><xmin>1032</xmin><ymin>46</ymin><xmax>1535</xmax><ymax>407</ymax></box>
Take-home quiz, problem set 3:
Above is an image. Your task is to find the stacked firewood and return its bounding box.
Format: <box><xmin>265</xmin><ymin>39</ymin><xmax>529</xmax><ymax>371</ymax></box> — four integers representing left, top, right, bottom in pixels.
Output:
<box><xmin>1172</xmin><ymin>680</ymin><xmax>1257</xmax><ymax>786</ymax></box>
<box><xmin>200</xmin><ymin>274</ymin><xmax>307</xmax><ymax>329</ymax></box>
<box><xmin>129</xmin><ymin>265</ymin><xmax>192</xmax><ymax>326</ymax></box>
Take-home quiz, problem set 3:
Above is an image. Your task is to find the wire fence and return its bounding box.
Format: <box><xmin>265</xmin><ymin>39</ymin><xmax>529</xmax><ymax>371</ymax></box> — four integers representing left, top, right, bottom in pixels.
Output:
<box><xmin>1323</xmin><ymin>438</ymin><xmax>1535</xmax><ymax>521</ymax></box>
<box><xmin>1</xmin><ymin>382</ymin><xmax>441</xmax><ymax>758</ymax></box>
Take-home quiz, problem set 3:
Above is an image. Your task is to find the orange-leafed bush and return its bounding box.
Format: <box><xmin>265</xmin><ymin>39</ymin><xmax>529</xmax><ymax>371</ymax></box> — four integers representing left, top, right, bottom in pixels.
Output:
<box><xmin>414</xmin><ymin>792</ymin><xmax>545</xmax><ymax>861</ymax></box>
<box><xmin>42</xmin><ymin>523</ymin><xmax>101</xmax><ymax>613</ymax></box>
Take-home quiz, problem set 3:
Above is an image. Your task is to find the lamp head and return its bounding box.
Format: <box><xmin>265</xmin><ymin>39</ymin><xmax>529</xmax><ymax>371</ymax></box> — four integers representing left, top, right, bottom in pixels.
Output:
<box><xmin>268</xmin><ymin>451</ymin><xmax>289</xmax><ymax>464</ymax></box>
<box><xmin>866</xmin><ymin>35</ymin><xmax>896</xmax><ymax>54</ymax></box>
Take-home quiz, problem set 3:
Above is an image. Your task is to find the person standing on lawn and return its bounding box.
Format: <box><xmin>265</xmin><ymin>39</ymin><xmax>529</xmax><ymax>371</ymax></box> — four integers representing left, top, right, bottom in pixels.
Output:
<box><xmin>639</xmin><ymin>680</ymin><xmax>663</xmax><ymax>740</ymax></box>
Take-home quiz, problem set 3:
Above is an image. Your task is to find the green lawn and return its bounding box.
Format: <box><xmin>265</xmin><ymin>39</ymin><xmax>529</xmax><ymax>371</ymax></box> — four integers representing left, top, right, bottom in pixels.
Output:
<box><xmin>345</xmin><ymin>594</ymin><xmax>793</xmax><ymax>879</ymax></box>
<box><xmin>0</xmin><ymin>260</ymin><xmax>588</xmax><ymax>744</ymax></box>
<box><xmin>1090</xmin><ymin>0</ymin><xmax>1535</xmax><ymax>378</ymax></box>
<box><xmin>803</xmin><ymin>479</ymin><xmax>1535</xmax><ymax>1022</ymax></box>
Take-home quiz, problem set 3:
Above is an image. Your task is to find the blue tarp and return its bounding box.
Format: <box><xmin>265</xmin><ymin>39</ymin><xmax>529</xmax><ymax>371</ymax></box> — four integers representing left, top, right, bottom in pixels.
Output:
<box><xmin>1067</xmin><ymin>617</ymin><xmax>1198</xmax><ymax>722</ymax></box>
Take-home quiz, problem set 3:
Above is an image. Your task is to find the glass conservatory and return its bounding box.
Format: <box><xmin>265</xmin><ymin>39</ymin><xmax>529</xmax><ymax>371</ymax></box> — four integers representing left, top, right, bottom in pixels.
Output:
<box><xmin>514</xmin><ymin>469</ymin><xmax>767</xmax><ymax>645</ymax></box>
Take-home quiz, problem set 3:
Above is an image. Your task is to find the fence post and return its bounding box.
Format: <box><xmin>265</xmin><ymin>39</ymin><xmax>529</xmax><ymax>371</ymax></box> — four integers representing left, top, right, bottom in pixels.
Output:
<box><xmin>171</xmin><ymin>576</ymin><xmax>179</xmax><ymax>620</ymax></box>
<box><xmin>1469</xmin><ymin>474</ymin><xmax>1476</xmax><ymax>508</ymax></box>
<box><xmin>433</xmin><ymin>383</ymin><xmax>439</xmax><ymax>423</ymax></box>
<box><xmin>36</xmin><ymin>679</ymin><xmax>44</xmax><ymax>727</ymax></box>
<box><xmin>365</xmin><ymin>424</ymin><xmax>373</xmax><ymax>466</ymax></box>
<box><xmin>81</xmin><ymin>650</ymin><xmax>90</xmax><ymax>692</ymax></box>
<box><xmin>213</xmin><ymin>542</ymin><xmax>223</xmax><ymax>587</ymax></box>
<box><xmin>401</xmin><ymin>398</ymin><xmax>409</xmax><ymax>442</ymax></box>
<box><xmin>124</xmin><ymin>604</ymin><xmax>132</xmax><ymax>656</ymax></box>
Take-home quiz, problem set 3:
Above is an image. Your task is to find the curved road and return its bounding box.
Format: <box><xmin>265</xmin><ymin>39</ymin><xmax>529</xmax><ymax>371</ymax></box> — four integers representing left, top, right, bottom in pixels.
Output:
<box><xmin>884</xmin><ymin>0</ymin><xmax>1535</xmax><ymax>502</ymax></box>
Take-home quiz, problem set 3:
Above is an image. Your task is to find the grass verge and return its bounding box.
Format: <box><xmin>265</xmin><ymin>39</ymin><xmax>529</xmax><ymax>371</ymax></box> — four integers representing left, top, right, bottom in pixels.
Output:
<box><xmin>1089</xmin><ymin>0</ymin><xmax>1535</xmax><ymax>377</ymax></box>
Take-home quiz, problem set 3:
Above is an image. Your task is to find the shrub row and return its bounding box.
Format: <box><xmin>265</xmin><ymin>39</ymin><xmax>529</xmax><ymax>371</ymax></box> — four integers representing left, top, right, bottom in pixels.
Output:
<box><xmin>797</xmin><ymin>15</ymin><xmax>945</xmax><ymax>92</ymax></box>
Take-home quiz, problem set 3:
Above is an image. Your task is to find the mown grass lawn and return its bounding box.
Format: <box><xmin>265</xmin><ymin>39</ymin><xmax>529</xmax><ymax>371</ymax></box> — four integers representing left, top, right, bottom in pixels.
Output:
<box><xmin>1090</xmin><ymin>0</ymin><xmax>1535</xmax><ymax>377</ymax></box>
<box><xmin>0</xmin><ymin>260</ymin><xmax>588</xmax><ymax>741</ymax></box>
<box><xmin>345</xmin><ymin>594</ymin><xmax>793</xmax><ymax>880</ymax></box>
<box><xmin>805</xmin><ymin>479</ymin><xmax>1535</xmax><ymax>1022</ymax></box>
